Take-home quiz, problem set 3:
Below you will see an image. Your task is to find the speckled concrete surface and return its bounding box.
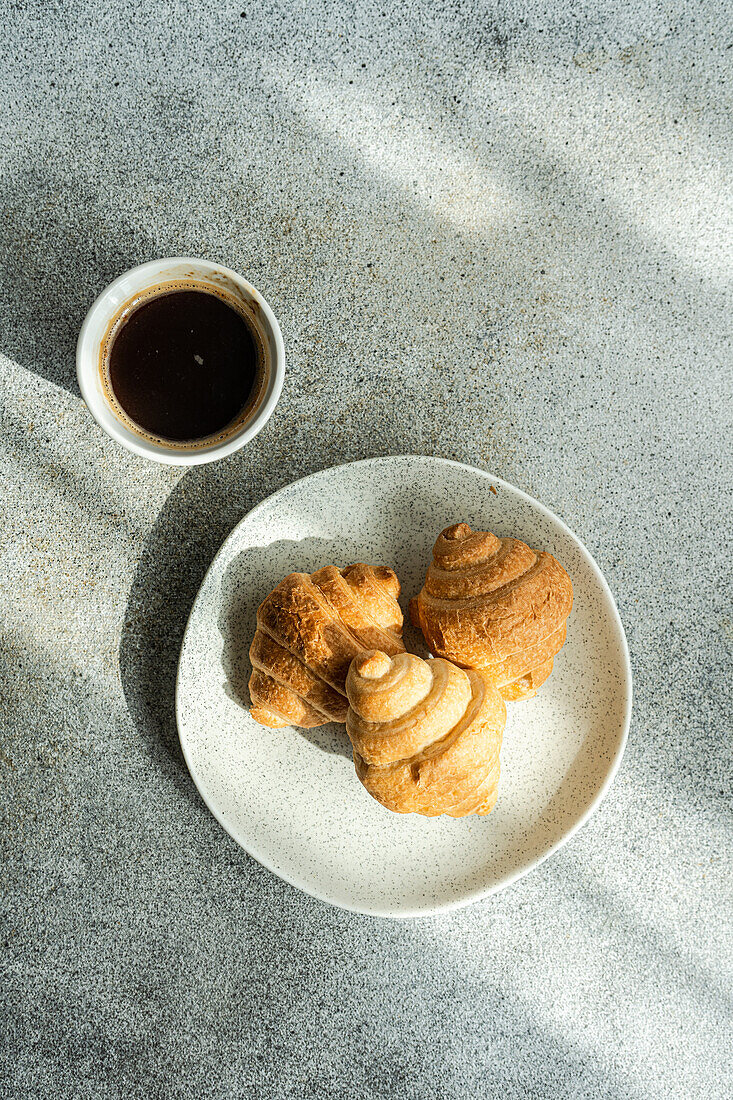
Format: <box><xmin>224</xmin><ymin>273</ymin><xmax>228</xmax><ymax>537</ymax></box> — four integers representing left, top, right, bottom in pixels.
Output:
<box><xmin>1</xmin><ymin>1</ymin><xmax>731</xmax><ymax>1097</ymax></box>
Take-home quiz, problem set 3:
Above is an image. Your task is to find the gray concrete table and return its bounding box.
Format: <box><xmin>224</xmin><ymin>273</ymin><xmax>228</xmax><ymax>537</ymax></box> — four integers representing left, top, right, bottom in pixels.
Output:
<box><xmin>1</xmin><ymin>2</ymin><xmax>730</xmax><ymax>1097</ymax></box>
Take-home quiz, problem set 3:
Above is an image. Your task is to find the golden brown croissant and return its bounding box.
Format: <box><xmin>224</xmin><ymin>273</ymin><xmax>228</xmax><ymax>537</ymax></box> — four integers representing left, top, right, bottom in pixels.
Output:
<box><xmin>346</xmin><ymin>649</ymin><xmax>506</xmax><ymax>817</ymax></box>
<box><xmin>249</xmin><ymin>565</ymin><xmax>404</xmax><ymax>728</ymax></box>
<box><xmin>410</xmin><ymin>523</ymin><xmax>573</xmax><ymax>701</ymax></box>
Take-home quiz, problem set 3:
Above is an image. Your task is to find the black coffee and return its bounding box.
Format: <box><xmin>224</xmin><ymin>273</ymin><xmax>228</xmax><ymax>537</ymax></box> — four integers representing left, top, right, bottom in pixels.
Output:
<box><xmin>105</xmin><ymin>285</ymin><xmax>262</xmax><ymax>443</ymax></box>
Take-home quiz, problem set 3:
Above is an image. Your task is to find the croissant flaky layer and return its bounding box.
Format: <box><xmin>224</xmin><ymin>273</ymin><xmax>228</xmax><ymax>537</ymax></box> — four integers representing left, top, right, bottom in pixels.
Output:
<box><xmin>411</xmin><ymin>523</ymin><xmax>573</xmax><ymax>700</ymax></box>
<box><xmin>249</xmin><ymin>564</ymin><xmax>404</xmax><ymax>729</ymax></box>
<box><xmin>346</xmin><ymin>650</ymin><xmax>506</xmax><ymax>817</ymax></box>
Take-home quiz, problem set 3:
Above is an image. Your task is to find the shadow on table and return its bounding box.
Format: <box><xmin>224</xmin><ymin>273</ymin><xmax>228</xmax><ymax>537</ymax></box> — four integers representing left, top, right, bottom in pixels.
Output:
<box><xmin>0</xmin><ymin>169</ymin><xmax>160</xmax><ymax>393</ymax></box>
<box><xmin>117</xmin><ymin>457</ymin><xmax>296</xmax><ymax>788</ymax></box>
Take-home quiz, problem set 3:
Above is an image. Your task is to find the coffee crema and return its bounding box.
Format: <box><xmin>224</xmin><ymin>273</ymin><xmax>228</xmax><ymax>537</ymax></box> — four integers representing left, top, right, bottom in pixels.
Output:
<box><xmin>100</xmin><ymin>280</ymin><xmax>267</xmax><ymax>448</ymax></box>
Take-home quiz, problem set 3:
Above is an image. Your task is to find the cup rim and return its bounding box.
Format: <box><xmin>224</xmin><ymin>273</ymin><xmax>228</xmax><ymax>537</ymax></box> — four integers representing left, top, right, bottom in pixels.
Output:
<box><xmin>76</xmin><ymin>257</ymin><xmax>285</xmax><ymax>466</ymax></box>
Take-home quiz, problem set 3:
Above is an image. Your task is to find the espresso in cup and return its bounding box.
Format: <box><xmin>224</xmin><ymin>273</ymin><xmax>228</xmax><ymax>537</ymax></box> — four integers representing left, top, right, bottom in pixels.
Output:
<box><xmin>99</xmin><ymin>281</ymin><xmax>269</xmax><ymax>449</ymax></box>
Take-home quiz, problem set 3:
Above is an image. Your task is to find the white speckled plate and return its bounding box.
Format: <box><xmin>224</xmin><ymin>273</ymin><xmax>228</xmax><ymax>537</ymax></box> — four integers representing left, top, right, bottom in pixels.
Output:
<box><xmin>176</xmin><ymin>456</ymin><xmax>631</xmax><ymax>917</ymax></box>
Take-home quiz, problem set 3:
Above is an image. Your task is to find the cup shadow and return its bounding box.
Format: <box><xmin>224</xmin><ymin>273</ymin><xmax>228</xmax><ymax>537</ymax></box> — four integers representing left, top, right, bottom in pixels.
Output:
<box><xmin>117</xmin><ymin>458</ymin><xmax>295</xmax><ymax>790</ymax></box>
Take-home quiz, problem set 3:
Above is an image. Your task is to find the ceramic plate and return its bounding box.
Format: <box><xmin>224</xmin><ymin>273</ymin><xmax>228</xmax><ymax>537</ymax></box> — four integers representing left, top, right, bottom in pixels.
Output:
<box><xmin>176</xmin><ymin>456</ymin><xmax>632</xmax><ymax>917</ymax></box>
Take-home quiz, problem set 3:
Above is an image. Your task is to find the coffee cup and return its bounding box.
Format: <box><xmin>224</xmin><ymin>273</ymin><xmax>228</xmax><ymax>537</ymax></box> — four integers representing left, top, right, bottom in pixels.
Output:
<box><xmin>76</xmin><ymin>258</ymin><xmax>285</xmax><ymax>465</ymax></box>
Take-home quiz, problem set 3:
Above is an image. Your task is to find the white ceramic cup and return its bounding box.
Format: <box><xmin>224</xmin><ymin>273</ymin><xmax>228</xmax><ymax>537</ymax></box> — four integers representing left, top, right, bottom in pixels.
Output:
<box><xmin>76</xmin><ymin>258</ymin><xmax>285</xmax><ymax>465</ymax></box>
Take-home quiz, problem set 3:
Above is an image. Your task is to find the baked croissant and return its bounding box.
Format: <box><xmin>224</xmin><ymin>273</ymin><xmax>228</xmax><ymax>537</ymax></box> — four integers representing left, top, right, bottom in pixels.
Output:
<box><xmin>411</xmin><ymin>523</ymin><xmax>573</xmax><ymax>701</ymax></box>
<box><xmin>249</xmin><ymin>564</ymin><xmax>404</xmax><ymax>728</ymax></box>
<box><xmin>346</xmin><ymin>650</ymin><xmax>506</xmax><ymax>817</ymax></box>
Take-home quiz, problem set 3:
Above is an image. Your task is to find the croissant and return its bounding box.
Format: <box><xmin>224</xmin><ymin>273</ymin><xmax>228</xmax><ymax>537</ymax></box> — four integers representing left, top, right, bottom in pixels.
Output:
<box><xmin>346</xmin><ymin>650</ymin><xmax>506</xmax><ymax>817</ymax></box>
<box><xmin>249</xmin><ymin>564</ymin><xmax>404</xmax><ymax>728</ymax></box>
<box><xmin>411</xmin><ymin>523</ymin><xmax>573</xmax><ymax>701</ymax></box>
